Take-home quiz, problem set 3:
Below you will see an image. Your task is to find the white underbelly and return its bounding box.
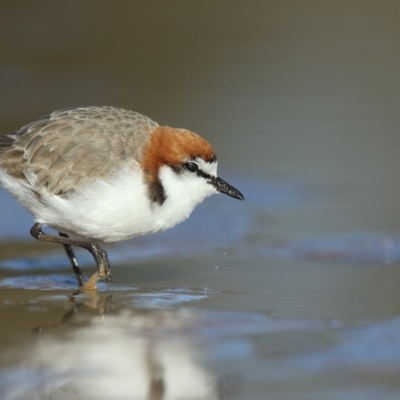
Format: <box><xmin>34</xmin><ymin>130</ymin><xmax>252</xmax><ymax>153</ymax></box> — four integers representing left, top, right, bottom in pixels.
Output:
<box><xmin>0</xmin><ymin>163</ymin><xmax>213</xmax><ymax>243</ymax></box>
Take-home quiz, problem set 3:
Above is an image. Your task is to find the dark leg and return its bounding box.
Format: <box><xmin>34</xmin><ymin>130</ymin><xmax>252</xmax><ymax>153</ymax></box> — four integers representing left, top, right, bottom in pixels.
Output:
<box><xmin>30</xmin><ymin>223</ymin><xmax>113</xmax><ymax>290</ymax></box>
<box><xmin>59</xmin><ymin>232</ymin><xmax>85</xmax><ymax>287</ymax></box>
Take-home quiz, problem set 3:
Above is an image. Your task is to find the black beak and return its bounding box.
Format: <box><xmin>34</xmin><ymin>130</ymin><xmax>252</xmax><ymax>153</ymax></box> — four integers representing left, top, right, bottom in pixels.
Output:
<box><xmin>212</xmin><ymin>176</ymin><xmax>245</xmax><ymax>200</ymax></box>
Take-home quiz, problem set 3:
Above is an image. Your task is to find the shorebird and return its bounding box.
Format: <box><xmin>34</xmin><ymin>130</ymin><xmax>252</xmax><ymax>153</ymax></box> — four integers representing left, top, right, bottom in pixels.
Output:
<box><xmin>0</xmin><ymin>106</ymin><xmax>244</xmax><ymax>290</ymax></box>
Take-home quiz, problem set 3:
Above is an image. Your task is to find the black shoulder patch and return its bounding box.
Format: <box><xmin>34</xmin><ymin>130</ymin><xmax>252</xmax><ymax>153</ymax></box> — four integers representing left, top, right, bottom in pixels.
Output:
<box><xmin>148</xmin><ymin>179</ymin><xmax>166</xmax><ymax>206</ymax></box>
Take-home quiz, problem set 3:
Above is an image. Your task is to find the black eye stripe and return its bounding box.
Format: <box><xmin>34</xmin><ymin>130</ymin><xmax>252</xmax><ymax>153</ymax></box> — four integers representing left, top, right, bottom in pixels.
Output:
<box><xmin>183</xmin><ymin>163</ymin><xmax>213</xmax><ymax>180</ymax></box>
<box><xmin>197</xmin><ymin>169</ymin><xmax>212</xmax><ymax>181</ymax></box>
<box><xmin>174</xmin><ymin>161</ymin><xmax>214</xmax><ymax>181</ymax></box>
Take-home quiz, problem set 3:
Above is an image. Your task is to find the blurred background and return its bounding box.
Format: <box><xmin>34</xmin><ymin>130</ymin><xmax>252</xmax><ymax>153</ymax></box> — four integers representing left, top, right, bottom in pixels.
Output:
<box><xmin>2</xmin><ymin>1</ymin><xmax>400</xmax><ymax>399</ymax></box>
<box><xmin>2</xmin><ymin>1</ymin><xmax>400</xmax><ymax>232</ymax></box>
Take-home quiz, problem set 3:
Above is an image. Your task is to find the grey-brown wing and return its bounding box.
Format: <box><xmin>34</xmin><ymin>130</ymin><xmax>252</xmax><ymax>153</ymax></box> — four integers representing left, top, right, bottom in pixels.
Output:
<box><xmin>0</xmin><ymin>107</ymin><xmax>157</xmax><ymax>196</ymax></box>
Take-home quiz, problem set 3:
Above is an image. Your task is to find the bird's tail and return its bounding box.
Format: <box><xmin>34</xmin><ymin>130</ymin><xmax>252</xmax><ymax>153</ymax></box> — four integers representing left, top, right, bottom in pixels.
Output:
<box><xmin>0</xmin><ymin>135</ymin><xmax>14</xmax><ymax>153</ymax></box>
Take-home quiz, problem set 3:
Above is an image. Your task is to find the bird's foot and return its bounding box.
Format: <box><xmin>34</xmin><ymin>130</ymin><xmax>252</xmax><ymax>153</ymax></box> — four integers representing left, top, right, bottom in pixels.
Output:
<box><xmin>79</xmin><ymin>271</ymin><xmax>100</xmax><ymax>292</ymax></box>
<box><xmin>76</xmin><ymin>267</ymin><xmax>112</xmax><ymax>293</ymax></box>
<box><xmin>98</xmin><ymin>263</ymin><xmax>113</xmax><ymax>284</ymax></box>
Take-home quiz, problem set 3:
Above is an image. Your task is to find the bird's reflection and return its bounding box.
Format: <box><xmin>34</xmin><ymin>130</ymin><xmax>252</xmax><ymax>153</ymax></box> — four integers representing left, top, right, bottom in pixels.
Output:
<box><xmin>32</xmin><ymin>292</ymin><xmax>112</xmax><ymax>334</ymax></box>
<box><xmin>26</xmin><ymin>292</ymin><xmax>241</xmax><ymax>400</ymax></box>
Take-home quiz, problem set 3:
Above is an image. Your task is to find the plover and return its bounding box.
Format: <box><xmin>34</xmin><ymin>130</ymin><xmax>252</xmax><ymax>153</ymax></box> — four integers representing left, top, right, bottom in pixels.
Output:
<box><xmin>0</xmin><ymin>106</ymin><xmax>244</xmax><ymax>290</ymax></box>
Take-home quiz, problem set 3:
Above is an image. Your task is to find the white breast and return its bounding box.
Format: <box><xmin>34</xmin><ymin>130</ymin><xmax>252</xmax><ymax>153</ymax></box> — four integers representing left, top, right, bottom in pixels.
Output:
<box><xmin>40</xmin><ymin>163</ymin><xmax>165</xmax><ymax>242</ymax></box>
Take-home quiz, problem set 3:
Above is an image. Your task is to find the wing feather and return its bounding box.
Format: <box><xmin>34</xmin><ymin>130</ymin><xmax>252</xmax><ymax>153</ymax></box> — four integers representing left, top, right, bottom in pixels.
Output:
<box><xmin>0</xmin><ymin>107</ymin><xmax>157</xmax><ymax>196</ymax></box>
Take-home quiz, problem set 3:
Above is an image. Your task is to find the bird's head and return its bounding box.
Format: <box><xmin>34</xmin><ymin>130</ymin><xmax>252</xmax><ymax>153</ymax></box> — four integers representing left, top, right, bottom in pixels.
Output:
<box><xmin>141</xmin><ymin>126</ymin><xmax>244</xmax><ymax>208</ymax></box>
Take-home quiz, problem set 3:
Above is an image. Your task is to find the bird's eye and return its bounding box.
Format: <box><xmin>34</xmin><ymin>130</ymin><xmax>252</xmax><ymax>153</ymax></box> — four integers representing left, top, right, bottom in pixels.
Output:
<box><xmin>184</xmin><ymin>162</ymin><xmax>199</xmax><ymax>173</ymax></box>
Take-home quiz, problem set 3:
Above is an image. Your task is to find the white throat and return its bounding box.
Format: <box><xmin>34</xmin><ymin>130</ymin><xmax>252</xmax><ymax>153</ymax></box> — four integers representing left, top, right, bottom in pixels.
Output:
<box><xmin>155</xmin><ymin>161</ymin><xmax>218</xmax><ymax>228</ymax></box>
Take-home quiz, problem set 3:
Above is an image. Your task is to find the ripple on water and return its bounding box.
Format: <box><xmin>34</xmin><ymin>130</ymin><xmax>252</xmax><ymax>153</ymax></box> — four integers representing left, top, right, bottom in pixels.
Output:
<box><xmin>253</xmin><ymin>231</ymin><xmax>400</xmax><ymax>265</ymax></box>
<box><xmin>0</xmin><ymin>273</ymin><xmax>213</xmax><ymax>298</ymax></box>
<box><xmin>0</xmin><ymin>274</ymin><xmax>78</xmax><ymax>290</ymax></box>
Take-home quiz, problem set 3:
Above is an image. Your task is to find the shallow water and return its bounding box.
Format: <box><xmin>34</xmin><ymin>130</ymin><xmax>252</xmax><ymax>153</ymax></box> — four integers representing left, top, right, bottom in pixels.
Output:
<box><xmin>2</xmin><ymin>1</ymin><xmax>400</xmax><ymax>399</ymax></box>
